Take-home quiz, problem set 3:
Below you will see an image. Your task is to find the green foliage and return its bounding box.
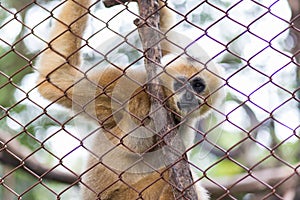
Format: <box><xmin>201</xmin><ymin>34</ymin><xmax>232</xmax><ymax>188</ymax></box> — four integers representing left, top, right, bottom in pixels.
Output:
<box><xmin>0</xmin><ymin>46</ymin><xmax>32</xmax><ymax>108</ymax></box>
<box><xmin>207</xmin><ymin>159</ymin><xmax>245</xmax><ymax>177</ymax></box>
<box><xmin>0</xmin><ymin>168</ymin><xmax>78</xmax><ymax>200</ymax></box>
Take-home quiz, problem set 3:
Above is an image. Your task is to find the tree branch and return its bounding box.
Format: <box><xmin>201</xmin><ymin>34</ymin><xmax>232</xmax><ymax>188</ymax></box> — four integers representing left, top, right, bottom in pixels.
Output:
<box><xmin>134</xmin><ymin>0</ymin><xmax>198</xmax><ymax>199</ymax></box>
<box><xmin>0</xmin><ymin>130</ymin><xmax>78</xmax><ymax>184</ymax></box>
<box><xmin>1</xmin><ymin>129</ymin><xmax>299</xmax><ymax>197</ymax></box>
<box><xmin>103</xmin><ymin>0</ymin><xmax>136</xmax><ymax>7</ymax></box>
<box><xmin>203</xmin><ymin>164</ymin><xmax>300</xmax><ymax>196</ymax></box>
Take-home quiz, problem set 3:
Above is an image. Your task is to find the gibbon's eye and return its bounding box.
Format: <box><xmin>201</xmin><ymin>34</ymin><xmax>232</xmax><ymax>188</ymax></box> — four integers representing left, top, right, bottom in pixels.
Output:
<box><xmin>191</xmin><ymin>77</ymin><xmax>206</xmax><ymax>94</ymax></box>
<box><xmin>173</xmin><ymin>77</ymin><xmax>186</xmax><ymax>91</ymax></box>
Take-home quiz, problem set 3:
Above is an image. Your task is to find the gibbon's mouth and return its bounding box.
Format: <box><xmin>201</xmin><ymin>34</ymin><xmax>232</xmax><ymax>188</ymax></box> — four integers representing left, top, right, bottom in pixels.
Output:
<box><xmin>177</xmin><ymin>100</ymin><xmax>201</xmax><ymax>111</ymax></box>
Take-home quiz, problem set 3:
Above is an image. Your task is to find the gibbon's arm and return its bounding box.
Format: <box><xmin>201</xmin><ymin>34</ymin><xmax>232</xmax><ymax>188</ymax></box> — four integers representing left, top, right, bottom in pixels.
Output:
<box><xmin>37</xmin><ymin>0</ymin><xmax>174</xmax><ymax>109</ymax></box>
<box><xmin>37</xmin><ymin>0</ymin><xmax>92</xmax><ymax>108</ymax></box>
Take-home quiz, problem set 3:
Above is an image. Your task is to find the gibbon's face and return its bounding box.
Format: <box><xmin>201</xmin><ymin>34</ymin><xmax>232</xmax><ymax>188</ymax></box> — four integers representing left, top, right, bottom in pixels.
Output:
<box><xmin>161</xmin><ymin>55</ymin><xmax>222</xmax><ymax>120</ymax></box>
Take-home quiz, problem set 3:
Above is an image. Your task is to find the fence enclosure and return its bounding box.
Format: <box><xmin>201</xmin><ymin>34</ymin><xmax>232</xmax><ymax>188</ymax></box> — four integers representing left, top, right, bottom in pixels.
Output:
<box><xmin>0</xmin><ymin>0</ymin><xmax>299</xmax><ymax>199</ymax></box>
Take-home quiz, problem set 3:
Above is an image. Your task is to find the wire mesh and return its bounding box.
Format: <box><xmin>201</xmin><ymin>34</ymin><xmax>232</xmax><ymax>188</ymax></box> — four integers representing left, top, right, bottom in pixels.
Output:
<box><xmin>0</xmin><ymin>0</ymin><xmax>299</xmax><ymax>199</ymax></box>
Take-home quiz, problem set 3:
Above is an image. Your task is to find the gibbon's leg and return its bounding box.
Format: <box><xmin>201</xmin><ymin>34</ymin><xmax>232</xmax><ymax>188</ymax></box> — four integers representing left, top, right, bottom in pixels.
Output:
<box><xmin>37</xmin><ymin>0</ymin><xmax>91</xmax><ymax>108</ymax></box>
<box><xmin>96</xmin><ymin>170</ymin><xmax>171</xmax><ymax>200</ymax></box>
<box><xmin>158</xmin><ymin>185</ymin><xmax>175</xmax><ymax>200</ymax></box>
<box><xmin>158</xmin><ymin>0</ymin><xmax>175</xmax><ymax>56</ymax></box>
<box><xmin>159</xmin><ymin>0</ymin><xmax>174</xmax><ymax>32</ymax></box>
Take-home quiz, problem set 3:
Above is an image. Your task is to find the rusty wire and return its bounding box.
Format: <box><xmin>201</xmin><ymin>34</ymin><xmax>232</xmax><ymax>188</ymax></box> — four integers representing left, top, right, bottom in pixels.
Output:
<box><xmin>0</xmin><ymin>0</ymin><xmax>299</xmax><ymax>199</ymax></box>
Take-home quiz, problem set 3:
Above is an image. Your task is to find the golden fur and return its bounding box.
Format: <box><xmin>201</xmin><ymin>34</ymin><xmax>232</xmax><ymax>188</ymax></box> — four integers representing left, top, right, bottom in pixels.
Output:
<box><xmin>37</xmin><ymin>0</ymin><xmax>222</xmax><ymax>199</ymax></box>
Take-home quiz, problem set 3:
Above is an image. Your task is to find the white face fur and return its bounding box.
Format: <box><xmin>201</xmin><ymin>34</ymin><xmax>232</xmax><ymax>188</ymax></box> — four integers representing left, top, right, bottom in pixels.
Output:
<box><xmin>160</xmin><ymin>54</ymin><xmax>222</xmax><ymax>120</ymax></box>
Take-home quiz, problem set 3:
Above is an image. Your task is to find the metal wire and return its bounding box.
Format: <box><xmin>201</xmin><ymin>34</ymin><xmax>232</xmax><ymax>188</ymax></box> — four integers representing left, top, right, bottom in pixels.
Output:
<box><xmin>0</xmin><ymin>0</ymin><xmax>299</xmax><ymax>199</ymax></box>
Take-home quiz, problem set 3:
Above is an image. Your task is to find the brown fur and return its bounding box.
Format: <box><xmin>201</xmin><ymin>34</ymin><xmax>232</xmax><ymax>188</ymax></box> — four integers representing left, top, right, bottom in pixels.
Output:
<box><xmin>37</xmin><ymin>0</ymin><xmax>222</xmax><ymax>199</ymax></box>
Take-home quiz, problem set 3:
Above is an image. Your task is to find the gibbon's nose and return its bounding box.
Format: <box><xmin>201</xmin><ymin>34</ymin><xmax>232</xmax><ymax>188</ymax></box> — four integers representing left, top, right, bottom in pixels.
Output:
<box><xmin>184</xmin><ymin>90</ymin><xmax>195</xmax><ymax>101</ymax></box>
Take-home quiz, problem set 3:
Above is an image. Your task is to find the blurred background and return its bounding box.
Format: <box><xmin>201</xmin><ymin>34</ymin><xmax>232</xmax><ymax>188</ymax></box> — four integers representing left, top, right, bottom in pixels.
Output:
<box><xmin>0</xmin><ymin>0</ymin><xmax>299</xmax><ymax>199</ymax></box>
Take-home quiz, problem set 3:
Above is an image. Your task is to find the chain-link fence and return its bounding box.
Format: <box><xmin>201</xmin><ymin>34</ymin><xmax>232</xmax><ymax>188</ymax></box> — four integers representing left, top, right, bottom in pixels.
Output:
<box><xmin>0</xmin><ymin>0</ymin><xmax>299</xmax><ymax>199</ymax></box>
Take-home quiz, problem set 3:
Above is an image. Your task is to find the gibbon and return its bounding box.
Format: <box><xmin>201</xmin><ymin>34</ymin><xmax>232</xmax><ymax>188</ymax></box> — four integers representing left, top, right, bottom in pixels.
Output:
<box><xmin>37</xmin><ymin>0</ymin><xmax>222</xmax><ymax>199</ymax></box>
